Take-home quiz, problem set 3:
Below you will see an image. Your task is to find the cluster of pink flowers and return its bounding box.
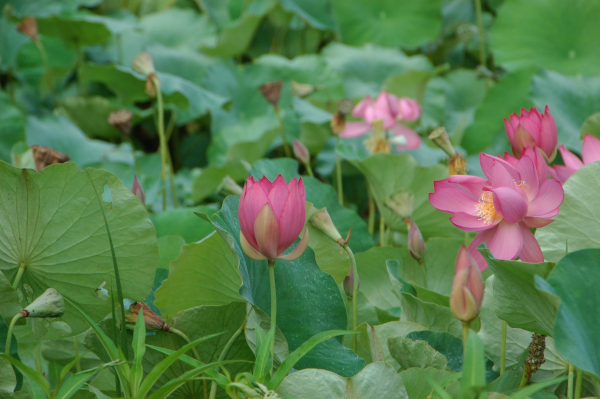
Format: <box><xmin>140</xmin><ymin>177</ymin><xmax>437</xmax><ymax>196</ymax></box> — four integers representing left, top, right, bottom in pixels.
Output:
<box><xmin>341</xmin><ymin>91</ymin><xmax>422</xmax><ymax>151</ymax></box>
<box><xmin>430</xmin><ymin>106</ymin><xmax>573</xmax><ymax>270</ymax></box>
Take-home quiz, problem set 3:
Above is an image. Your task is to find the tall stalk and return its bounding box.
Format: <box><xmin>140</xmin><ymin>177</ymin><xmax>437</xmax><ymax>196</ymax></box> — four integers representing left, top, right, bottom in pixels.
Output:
<box><xmin>335</xmin><ymin>136</ymin><xmax>343</xmax><ymax>205</ymax></box>
<box><xmin>343</xmin><ymin>245</ymin><xmax>359</xmax><ymax>352</ymax></box>
<box><xmin>274</xmin><ymin>107</ymin><xmax>292</xmax><ymax>157</ymax></box>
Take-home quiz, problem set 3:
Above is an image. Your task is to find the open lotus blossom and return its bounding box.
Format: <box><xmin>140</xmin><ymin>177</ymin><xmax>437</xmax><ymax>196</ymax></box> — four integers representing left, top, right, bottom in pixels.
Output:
<box><xmin>549</xmin><ymin>134</ymin><xmax>600</xmax><ymax>183</ymax></box>
<box><xmin>504</xmin><ymin>106</ymin><xmax>557</xmax><ymax>162</ymax></box>
<box><xmin>450</xmin><ymin>245</ymin><xmax>484</xmax><ymax>322</ymax></box>
<box><xmin>238</xmin><ymin>175</ymin><xmax>309</xmax><ymax>261</ymax></box>
<box><xmin>429</xmin><ymin>152</ymin><xmax>564</xmax><ymax>270</ymax></box>
<box><xmin>341</xmin><ymin>91</ymin><xmax>421</xmax><ymax>151</ymax></box>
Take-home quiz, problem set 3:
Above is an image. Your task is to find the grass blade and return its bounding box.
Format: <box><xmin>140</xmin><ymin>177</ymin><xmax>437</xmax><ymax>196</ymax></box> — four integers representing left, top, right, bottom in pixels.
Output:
<box><xmin>0</xmin><ymin>354</ymin><xmax>51</xmax><ymax>397</ymax></box>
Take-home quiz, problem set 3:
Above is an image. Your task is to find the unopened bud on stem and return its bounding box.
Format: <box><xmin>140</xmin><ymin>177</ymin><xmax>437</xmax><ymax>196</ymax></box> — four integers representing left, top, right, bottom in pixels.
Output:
<box><xmin>293</xmin><ymin>139</ymin><xmax>310</xmax><ymax>166</ymax></box>
<box><xmin>429</xmin><ymin>127</ymin><xmax>456</xmax><ymax>157</ymax></box>
<box><xmin>408</xmin><ymin>221</ymin><xmax>426</xmax><ymax>261</ymax></box>
<box><xmin>131</xmin><ymin>175</ymin><xmax>145</xmax><ymax>204</ymax></box>
<box><xmin>22</xmin><ymin>288</ymin><xmax>65</xmax><ymax>318</ymax></box>
<box><xmin>343</xmin><ymin>264</ymin><xmax>359</xmax><ymax>298</ymax></box>
<box><xmin>309</xmin><ymin>208</ymin><xmax>350</xmax><ymax>248</ymax></box>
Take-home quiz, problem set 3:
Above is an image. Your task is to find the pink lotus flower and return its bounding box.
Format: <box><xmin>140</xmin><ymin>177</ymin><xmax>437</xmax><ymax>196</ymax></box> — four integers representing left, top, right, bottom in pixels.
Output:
<box><xmin>429</xmin><ymin>152</ymin><xmax>564</xmax><ymax>270</ymax></box>
<box><xmin>549</xmin><ymin>134</ymin><xmax>600</xmax><ymax>183</ymax></box>
<box><xmin>238</xmin><ymin>175</ymin><xmax>309</xmax><ymax>261</ymax></box>
<box><xmin>450</xmin><ymin>245</ymin><xmax>484</xmax><ymax>322</ymax></box>
<box><xmin>341</xmin><ymin>91</ymin><xmax>421</xmax><ymax>151</ymax></box>
<box><xmin>504</xmin><ymin>106</ymin><xmax>557</xmax><ymax>162</ymax></box>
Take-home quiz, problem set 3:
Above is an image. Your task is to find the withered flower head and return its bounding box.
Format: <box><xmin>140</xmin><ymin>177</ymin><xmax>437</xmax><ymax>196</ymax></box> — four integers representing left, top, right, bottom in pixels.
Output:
<box><xmin>108</xmin><ymin>109</ymin><xmax>133</xmax><ymax>135</ymax></box>
<box><xmin>448</xmin><ymin>154</ymin><xmax>468</xmax><ymax>175</ymax></box>
<box><xmin>125</xmin><ymin>302</ymin><xmax>171</xmax><ymax>331</ymax></box>
<box><xmin>428</xmin><ymin>127</ymin><xmax>456</xmax><ymax>157</ymax></box>
<box><xmin>259</xmin><ymin>81</ymin><xmax>283</xmax><ymax>107</ymax></box>
<box><xmin>17</xmin><ymin>17</ymin><xmax>38</xmax><ymax>40</ymax></box>
<box><xmin>31</xmin><ymin>145</ymin><xmax>69</xmax><ymax>173</ymax></box>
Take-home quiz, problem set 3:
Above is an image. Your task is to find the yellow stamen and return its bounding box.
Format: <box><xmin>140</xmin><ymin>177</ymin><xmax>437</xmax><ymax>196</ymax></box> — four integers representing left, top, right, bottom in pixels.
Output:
<box><xmin>476</xmin><ymin>191</ymin><xmax>497</xmax><ymax>225</ymax></box>
<box><xmin>363</xmin><ymin>120</ymin><xmax>391</xmax><ymax>154</ymax></box>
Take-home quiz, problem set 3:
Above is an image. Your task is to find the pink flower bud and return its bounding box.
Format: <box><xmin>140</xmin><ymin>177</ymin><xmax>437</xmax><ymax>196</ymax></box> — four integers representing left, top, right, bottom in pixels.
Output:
<box><xmin>343</xmin><ymin>264</ymin><xmax>359</xmax><ymax>298</ymax></box>
<box><xmin>238</xmin><ymin>175</ymin><xmax>309</xmax><ymax>261</ymax></box>
<box><xmin>408</xmin><ymin>221</ymin><xmax>426</xmax><ymax>261</ymax></box>
<box><xmin>450</xmin><ymin>246</ymin><xmax>484</xmax><ymax>322</ymax></box>
<box><xmin>293</xmin><ymin>139</ymin><xmax>310</xmax><ymax>166</ymax></box>
<box><xmin>131</xmin><ymin>175</ymin><xmax>145</xmax><ymax>205</ymax></box>
<box><xmin>397</xmin><ymin>98</ymin><xmax>422</xmax><ymax>121</ymax></box>
<box><xmin>504</xmin><ymin>106</ymin><xmax>557</xmax><ymax>162</ymax></box>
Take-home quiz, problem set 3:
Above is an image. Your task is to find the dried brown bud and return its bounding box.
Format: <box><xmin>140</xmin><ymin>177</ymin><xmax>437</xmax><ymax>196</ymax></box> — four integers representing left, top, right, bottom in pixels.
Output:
<box><xmin>330</xmin><ymin>112</ymin><xmax>346</xmax><ymax>135</ymax></box>
<box><xmin>336</xmin><ymin>99</ymin><xmax>354</xmax><ymax>116</ymax></box>
<box><xmin>145</xmin><ymin>75</ymin><xmax>157</xmax><ymax>98</ymax></box>
<box><xmin>17</xmin><ymin>17</ymin><xmax>38</xmax><ymax>40</ymax></box>
<box><xmin>31</xmin><ymin>145</ymin><xmax>69</xmax><ymax>173</ymax></box>
<box><xmin>259</xmin><ymin>81</ymin><xmax>283</xmax><ymax>107</ymax></box>
<box><xmin>108</xmin><ymin>109</ymin><xmax>133</xmax><ymax>135</ymax></box>
<box><xmin>448</xmin><ymin>154</ymin><xmax>467</xmax><ymax>175</ymax></box>
<box><xmin>343</xmin><ymin>264</ymin><xmax>359</xmax><ymax>298</ymax></box>
<box><xmin>125</xmin><ymin>302</ymin><xmax>170</xmax><ymax>332</ymax></box>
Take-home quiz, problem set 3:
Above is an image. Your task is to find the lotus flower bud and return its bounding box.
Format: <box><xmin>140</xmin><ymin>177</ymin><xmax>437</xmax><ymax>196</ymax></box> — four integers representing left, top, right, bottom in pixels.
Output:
<box><xmin>397</xmin><ymin>98</ymin><xmax>422</xmax><ymax>121</ymax></box>
<box><xmin>238</xmin><ymin>175</ymin><xmax>309</xmax><ymax>261</ymax></box>
<box><xmin>217</xmin><ymin>175</ymin><xmax>243</xmax><ymax>196</ymax></box>
<box><xmin>131</xmin><ymin>175</ymin><xmax>145</xmax><ymax>205</ymax></box>
<box><xmin>450</xmin><ymin>246</ymin><xmax>484</xmax><ymax>322</ymax></box>
<box><xmin>17</xmin><ymin>17</ymin><xmax>38</xmax><ymax>40</ymax></box>
<box><xmin>125</xmin><ymin>302</ymin><xmax>170</xmax><ymax>331</ymax></box>
<box><xmin>504</xmin><ymin>106</ymin><xmax>557</xmax><ymax>162</ymax></box>
<box><xmin>408</xmin><ymin>221</ymin><xmax>426</xmax><ymax>261</ymax></box>
<box><xmin>385</xmin><ymin>191</ymin><xmax>414</xmax><ymax>219</ymax></box>
<box><xmin>291</xmin><ymin>82</ymin><xmax>315</xmax><ymax>98</ymax></box>
<box><xmin>343</xmin><ymin>264</ymin><xmax>359</xmax><ymax>298</ymax></box>
<box><xmin>22</xmin><ymin>288</ymin><xmax>65</xmax><ymax>318</ymax></box>
<box><xmin>108</xmin><ymin>109</ymin><xmax>133</xmax><ymax>136</ymax></box>
<box><xmin>259</xmin><ymin>81</ymin><xmax>283</xmax><ymax>107</ymax></box>
<box><xmin>293</xmin><ymin>139</ymin><xmax>310</xmax><ymax>166</ymax></box>
<box><xmin>309</xmin><ymin>207</ymin><xmax>345</xmax><ymax>245</ymax></box>
<box><xmin>429</xmin><ymin>127</ymin><xmax>456</xmax><ymax>157</ymax></box>
<box><xmin>132</xmin><ymin>52</ymin><xmax>155</xmax><ymax>77</ymax></box>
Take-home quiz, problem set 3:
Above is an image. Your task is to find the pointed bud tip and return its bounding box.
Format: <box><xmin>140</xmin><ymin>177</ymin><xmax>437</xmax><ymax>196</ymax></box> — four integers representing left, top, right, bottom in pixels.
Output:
<box><xmin>293</xmin><ymin>139</ymin><xmax>310</xmax><ymax>165</ymax></box>
<box><xmin>408</xmin><ymin>221</ymin><xmax>426</xmax><ymax>261</ymax></box>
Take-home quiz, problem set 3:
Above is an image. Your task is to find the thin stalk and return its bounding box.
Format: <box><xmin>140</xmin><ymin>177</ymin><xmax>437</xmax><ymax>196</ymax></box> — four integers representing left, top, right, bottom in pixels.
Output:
<box><xmin>568</xmin><ymin>363</ymin><xmax>575</xmax><ymax>399</ymax></box>
<box><xmin>335</xmin><ymin>136</ymin><xmax>343</xmax><ymax>205</ymax></box>
<box><xmin>464</xmin><ymin>230</ymin><xmax>470</xmax><ymax>247</ymax></box>
<box><xmin>305</xmin><ymin>162</ymin><xmax>314</xmax><ymax>178</ymax></box>
<box><xmin>379</xmin><ymin>216</ymin><xmax>385</xmax><ymax>247</ymax></box>
<box><xmin>418</xmin><ymin>259</ymin><xmax>428</xmax><ymax>289</ymax></box>
<box><xmin>268</xmin><ymin>259</ymin><xmax>277</xmax><ymax>364</ymax></box>
<box><xmin>367</xmin><ymin>183</ymin><xmax>375</xmax><ymax>235</ymax></box>
<box><xmin>5</xmin><ymin>313</ymin><xmax>23</xmax><ymax>354</ymax></box>
<box><xmin>74</xmin><ymin>336</ymin><xmax>81</xmax><ymax>373</ymax></box>
<box><xmin>35</xmin><ymin>346</ymin><xmax>42</xmax><ymax>374</ymax></box>
<box><xmin>473</xmin><ymin>0</ymin><xmax>489</xmax><ymax>90</ymax></box>
<box><xmin>274</xmin><ymin>107</ymin><xmax>292</xmax><ymax>157</ymax></box>
<box><xmin>166</xmin><ymin>151</ymin><xmax>179</xmax><ymax>209</ymax></box>
<box><xmin>575</xmin><ymin>368</ymin><xmax>583</xmax><ymax>399</ymax></box>
<box><xmin>12</xmin><ymin>262</ymin><xmax>26</xmax><ymax>289</ymax></box>
<box><xmin>519</xmin><ymin>364</ymin><xmax>531</xmax><ymax>388</ymax></box>
<box><xmin>88</xmin><ymin>172</ymin><xmax>128</xmax><ymax>360</ymax></box>
<box><xmin>462</xmin><ymin>321</ymin><xmax>470</xmax><ymax>356</ymax></box>
<box><xmin>500</xmin><ymin>320</ymin><xmax>507</xmax><ymax>374</ymax></box>
<box><xmin>343</xmin><ymin>245</ymin><xmax>358</xmax><ymax>352</ymax></box>
<box><xmin>111</xmin><ymin>293</ymin><xmax>122</xmax><ymax>397</ymax></box>
<box><xmin>34</xmin><ymin>39</ymin><xmax>58</xmax><ymax>105</ymax></box>
<box><xmin>209</xmin><ymin>321</ymin><xmax>246</xmax><ymax>399</ymax></box>
<box><xmin>153</xmin><ymin>77</ymin><xmax>177</xmax><ymax>208</ymax></box>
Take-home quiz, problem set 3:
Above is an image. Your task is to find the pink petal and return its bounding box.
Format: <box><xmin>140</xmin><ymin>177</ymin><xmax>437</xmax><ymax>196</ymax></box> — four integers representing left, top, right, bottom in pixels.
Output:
<box><xmin>243</xmin><ymin>180</ymin><xmax>270</xmax><ymax>244</ymax></box>
<box><xmin>512</xmin><ymin>125</ymin><xmax>536</xmax><ymax>157</ymax></box>
<box><xmin>450</xmin><ymin>212</ymin><xmax>499</xmax><ymax>231</ymax></box>
<box><xmin>515</xmin><ymin>154</ymin><xmax>539</xmax><ymax>201</ymax></box>
<box><xmin>559</xmin><ymin>145</ymin><xmax>583</xmax><ymax>170</ymax></box>
<box><xmin>504</xmin><ymin>117</ymin><xmax>516</xmax><ymax>143</ymax></box>
<box><xmin>352</xmin><ymin>96</ymin><xmax>373</xmax><ymax>118</ymax></box>
<box><xmin>392</xmin><ymin>124</ymin><xmax>421</xmax><ymax>151</ymax></box>
<box><xmin>276</xmin><ymin>184</ymin><xmax>306</xmax><ymax>255</ymax></box>
<box><xmin>490</xmin><ymin>161</ymin><xmax>518</xmax><ymax>188</ymax></box>
<box><xmin>254</xmin><ymin>204</ymin><xmax>280</xmax><ymax>260</ymax></box>
<box><xmin>372</xmin><ymin>92</ymin><xmax>397</xmax><ymax>128</ymax></box>
<box><xmin>526</xmin><ymin>179</ymin><xmax>564</xmax><ymax>217</ymax></box>
<box><xmin>488</xmin><ymin>221</ymin><xmax>523</xmax><ymax>260</ymax></box>
<box><xmin>549</xmin><ymin>165</ymin><xmax>575</xmax><ymax>184</ymax></box>
<box><xmin>468</xmin><ymin>228</ymin><xmax>498</xmax><ymax>271</ymax></box>
<box><xmin>518</xmin><ymin>223</ymin><xmax>544</xmax><ymax>263</ymax></box>
<box><xmin>582</xmin><ymin>134</ymin><xmax>600</xmax><ymax>165</ymax></box>
<box><xmin>540</xmin><ymin>105</ymin><xmax>557</xmax><ymax>159</ymax></box>
<box><xmin>398</xmin><ymin>97</ymin><xmax>422</xmax><ymax>121</ymax></box>
<box><xmin>480</xmin><ymin>153</ymin><xmax>519</xmax><ymax>182</ymax></box>
<box><xmin>509</xmin><ymin>113</ymin><xmax>520</xmax><ymax>130</ymax></box>
<box><xmin>523</xmin><ymin>217</ymin><xmax>553</xmax><ymax>228</ymax></box>
<box><xmin>267</xmin><ymin>175</ymin><xmax>292</xmax><ymax>219</ymax></box>
<box><xmin>429</xmin><ymin>184</ymin><xmax>480</xmax><ymax>215</ymax></box>
<box><xmin>490</xmin><ymin>187</ymin><xmax>528</xmax><ymax>223</ymax></box>
<box><xmin>502</xmin><ymin>152</ymin><xmax>519</xmax><ymax>166</ymax></box>
<box><xmin>341</xmin><ymin>122</ymin><xmax>372</xmax><ymax>138</ymax></box>
<box><xmin>522</xmin><ymin>147</ymin><xmax>549</xmax><ymax>185</ymax></box>
<box><xmin>447</xmin><ymin>175</ymin><xmax>489</xmax><ymax>197</ymax></box>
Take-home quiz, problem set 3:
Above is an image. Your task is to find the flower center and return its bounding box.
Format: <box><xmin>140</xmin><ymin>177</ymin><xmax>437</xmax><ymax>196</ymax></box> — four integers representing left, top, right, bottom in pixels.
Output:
<box><xmin>476</xmin><ymin>191</ymin><xmax>497</xmax><ymax>225</ymax></box>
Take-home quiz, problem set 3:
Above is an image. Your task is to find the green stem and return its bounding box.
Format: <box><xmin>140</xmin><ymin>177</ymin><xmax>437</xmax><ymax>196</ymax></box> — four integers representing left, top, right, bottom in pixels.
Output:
<box><xmin>418</xmin><ymin>259</ymin><xmax>428</xmax><ymax>289</ymax></box>
<box><xmin>268</xmin><ymin>259</ymin><xmax>277</xmax><ymax>364</ymax></box>
<box><xmin>462</xmin><ymin>321</ymin><xmax>470</xmax><ymax>356</ymax></box>
<box><xmin>208</xmin><ymin>321</ymin><xmax>246</xmax><ymax>399</ymax></box>
<box><xmin>473</xmin><ymin>0</ymin><xmax>489</xmax><ymax>90</ymax></box>
<box><xmin>5</xmin><ymin>313</ymin><xmax>23</xmax><ymax>354</ymax></box>
<box><xmin>74</xmin><ymin>336</ymin><xmax>81</xmax><ymax>373</ymax></box>
<box><xmin>34</xmin><ymin>39</ymin><xmax>58</xmax><ymax>106</ymax></box>
<box><xmin>519</xmin><ymin>363</ymin><xmax>531</xmax><ymax>388</ymax></box>
<box><xmin>379</xmin><ymin>216</ymin><xmax>385</xmax><ymax>247</ymax></box>
<box><xmin>274</xmin><ymin>107</ymin><xmax>292</xmax><ymax>157</ymax></box>
<box><xmin>568</xmin><ymin>363</ymin><xmax>575</xmax><ymax>399</ymax></box>
<box><xmin>12</xmin><ymin>262</ymin><xmax>26</xmax><ymax>289</ymax></box>
<box><xmin>367</xmin><ymin>183</ymin><xmax>375</xmax><ymax>236</ymax></box>
<box><xmin>305</xmin><ymin>162</ymin><xmax>314</xmax><ymax>178</ymax></box>
<box><xmin>335</xmin><ymin>136</ymin><xmax>343</xmax><ymax>206</ymax></box>
<box><xmin>153</xmin><ymin>77</ymin><xmax>177</xmax><ymax>209</ymax></box>
<box><xmin>575</xmin><ymin>368</ymin><xmax>583</xmax><ymax>399</ymax></box>
<box><xmin>35</xmin><ymin>345</ymin><xmax>42</xmax><ymax>374</ymax></box>
<box><xmin>500</xmin><ymin>320</ymin><xmax>507</xmax><ymax>375</ymax></box>
<box><xmin>343</xmin><ymin>245</ymin><xmax>358</xmax><ymax>352</ymax></box>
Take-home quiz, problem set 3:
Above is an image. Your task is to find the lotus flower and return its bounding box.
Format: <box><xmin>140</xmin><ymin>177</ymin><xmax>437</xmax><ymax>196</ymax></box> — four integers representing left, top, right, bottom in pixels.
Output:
<box><xmin>238</xmin><ymin>175</ymin><xmax>309</xmax><ymax>261</ymax></box>
<box><xmin>504</xmin><ymin>106</ymin><xmax>557</xmax><ymax>161</ymax></box>
<box><xmin>429</xmin><ymin>152</ymin><xmax>564</xmax><ymax>270</ymax></box>
<box><xmin>550</xmin><ymin>134</ymin><xmax>600</xmax><ymax>183</ymax></box>
<box><xmin>408</xmin><ymin>220</ymin><xmax>426</xmax><ymax>261</ymax></box>
<box><xmin>450</xmin><ymin>245</ymin><xmax>484</xmax><ymax>322</ymax></box>
<box><xmin>341</xmin><ymin>91</ymin><xmax>421</xmax><ymax>151</ymax></box>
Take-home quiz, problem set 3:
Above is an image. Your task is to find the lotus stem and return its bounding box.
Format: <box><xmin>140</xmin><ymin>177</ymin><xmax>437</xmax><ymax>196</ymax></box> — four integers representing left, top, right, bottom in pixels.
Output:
<box><xmin>153</xmin><ymin>77</ymin><xmax>178</xmax><ymax>209</ymax></box>
<box><xmin>568</xmin><ymin>363</ymin><xmax>575</xmax><ymax>399</ymax></box>
<box><xmin>462</xmin><ymin>321</ymin><xmax>470</xmax><ymax>356</ymax></box>
<box><xmin>343</xmin><ymin>245</ymin><xmax>358</xmax><ymax>352</ymax></box>
<box><xmin>274</xmin><ymin>107</ymin><xmax>292</xmax><ymax>158</ymax></box>
<box><xmin>367</xmin><ymin>183</ymin><xmax>375</xmax><ymax>235</ymax></box>
<box><xmin>12</xmin><ymin>262</ymin><xmax>26</xmax><ymax>289</ymax></box>
<box><xmin>209</xmin><ymin>321</ymin><xmax>246</xmax><ymax>399</ymax></box>
<box><xmin>379</xmin><ymin>217</ymin><xmax>385</xmax><ymax>247</ymax></box>
<box><xmin>5</xmin><ymin>313</ymin><xmax>23</xmax><ymax>354</ymax></box>
<box><xmin>335</xmin><ymin>136</ymin><xmax>343</xmax><ymax>205</ymax></box>
<box><xmin>575</xmin><ymin>368</ymin><xmax>583</xmax><ymax>399</ymax></box>
<box><xmin>268</xmin><ymin>259</ymin><xmax>277</xmax><ymax>367</ymax></box>
<box><xmin>34</xmin><ymin>39</ymin><xmax>58</xmax><ymax>105</ymax></box>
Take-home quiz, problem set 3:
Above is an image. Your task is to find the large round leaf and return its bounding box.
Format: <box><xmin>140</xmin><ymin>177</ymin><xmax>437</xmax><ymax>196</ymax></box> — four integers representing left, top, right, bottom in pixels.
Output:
<box><xmin>490</xmin><ymin>0</ymin><xmax>600</xmax><ymax>75</ymax></box>
<box><xmin>0</xmin><ymin>162</ymin><xmax>159</xmax><ymax>339</ymax></box>
<box><xmin>333</xmin><ymin>0</ymin><xmax>442</xmax><ymax>49</ymax></box>
<box><xmin>537</xmin><ymin>162</ymin><xmax>600</xmax><ymax>262</ymax></box>
<box><xmin>536</xmin><ymin>249</ymin><xmax>600</xmax><ymax>378</ymax></box>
